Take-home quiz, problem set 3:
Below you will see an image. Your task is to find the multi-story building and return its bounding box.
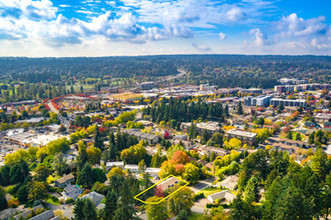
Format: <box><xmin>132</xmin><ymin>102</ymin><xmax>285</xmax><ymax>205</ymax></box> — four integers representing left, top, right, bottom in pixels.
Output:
<box><xmin>226</xmin><ymin>129</ymin><xmax>257</xmax><ymax>146</ymax></box>
<box><xmin>270</xmin><ymin>98</ymin><xmax>306</xmax><ymax>107</ymax></box>
<box><xmin>243</xmin><ymin>95</ymin><xmax>272</xmax><ymax>106</ymax></box>
<box><xmin>278</xmin><ymin>78</ymin><xmax>307</xmax><ymax>85</ymax></box>
<box><xmin>181</xmin><ymin>121</ymin><xmax>220</xmax><ymax>135</ymax></box>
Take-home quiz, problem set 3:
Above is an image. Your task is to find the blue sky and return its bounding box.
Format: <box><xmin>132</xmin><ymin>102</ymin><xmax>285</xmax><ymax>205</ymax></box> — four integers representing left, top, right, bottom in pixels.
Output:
<box><xmin>0</xmin><ymin>0</ymin><xmax>330</xmax><ymax>56</ymax></box>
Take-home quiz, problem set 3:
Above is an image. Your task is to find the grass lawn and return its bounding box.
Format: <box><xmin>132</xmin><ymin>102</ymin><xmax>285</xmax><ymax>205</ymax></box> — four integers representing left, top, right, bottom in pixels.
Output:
<box><xmin>198</xmin><ymin>187</ymin><xmax>223</xmax><ymax>197</ymax></box>
<box><xmin>46</xmin><ymin>198</ymin><xmax>61</xmax><ymax>206</ymax></box>
<box><xmin>189</xmin><ymin>212</ymin><xmax>203</xmax><ymax>220</ymax></box>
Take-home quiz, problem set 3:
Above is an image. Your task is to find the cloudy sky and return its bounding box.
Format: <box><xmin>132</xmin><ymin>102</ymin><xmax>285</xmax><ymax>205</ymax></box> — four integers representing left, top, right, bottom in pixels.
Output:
<box><xmin>1</xmin><ymin>0</ymin><xmax>331</xmax><ymax>57</ymax></box>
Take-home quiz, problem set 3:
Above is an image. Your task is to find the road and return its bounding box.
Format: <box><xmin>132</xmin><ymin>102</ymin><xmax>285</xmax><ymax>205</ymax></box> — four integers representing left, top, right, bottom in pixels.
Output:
<box><xmin>157</xmin><ymin>69</ymin><xmax>187</xmax><ymax>83</ymax></box>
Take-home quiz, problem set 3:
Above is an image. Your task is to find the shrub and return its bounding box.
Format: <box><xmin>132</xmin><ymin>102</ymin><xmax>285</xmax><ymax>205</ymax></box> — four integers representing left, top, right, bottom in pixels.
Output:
<box><xmin>8</xmin><ymin>198</ymin><xmax>19</xmax><ymax>208</ymax></box>
<box><xmin>65</xmin><ymin>198</ymin><xmax>74</xmax><ymax>204</ymax></box>
<box><xmin>194</xmin><ymin>193</ymin><xmax>205</xmax><ymax>201</ymax></box>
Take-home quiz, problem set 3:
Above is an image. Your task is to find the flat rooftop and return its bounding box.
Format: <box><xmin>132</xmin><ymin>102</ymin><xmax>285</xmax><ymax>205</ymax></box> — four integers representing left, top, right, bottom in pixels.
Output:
<box><xmin>227</xmin><ymin>129</ymin><xmax>257</xmax><ymax>138</ymax></box>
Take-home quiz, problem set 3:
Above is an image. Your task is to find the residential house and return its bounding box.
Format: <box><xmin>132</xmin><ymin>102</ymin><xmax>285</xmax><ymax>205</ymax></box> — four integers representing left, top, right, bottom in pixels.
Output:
<box><xmin>54</xmin><ymin>173</ymin><xmax>75</xmax><ymax>188</ymax></box>
<box><xmin>29</xmin><ymin>210</ymin><xmax>55</xmax><ymax>220</ymax></box>
<box><xmin>207</xmin><ymin>190</ymin><xmax>236</xmax><ymax>203</ymax></box>
<box><xmin>221</xmin><ymin>175</ymin><xmax>239</xmax><ymax>190</ymax></box>
<box><xmin>81</xmin><ymin>192</ymin><xmax>105</xmax><ymax>206</ymax></box>
<box><xmin>62</xmin><ymin>184</ymin><xmax>83</xmax><ymax>200</ymax></box>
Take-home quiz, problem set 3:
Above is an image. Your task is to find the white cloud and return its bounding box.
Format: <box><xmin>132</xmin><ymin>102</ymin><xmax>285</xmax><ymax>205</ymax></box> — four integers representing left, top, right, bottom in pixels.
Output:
<box><xmin>225</xmin><ymin>7</ymin><xmax>244</xmax><ymax>22</ymax></box>
<box><xmin>192</xmin><ymin>43</ymin><xmax>211</xmax><ymax>52</ymax></box>
<box><xmin>278</xmin><ymin>13</ymin><xmax>328</xmax><ymax>38</ymax></box>
<box><xmin>218</xmin><ymin>32</ymin><xmax>226</xmax><ymax>40</ymax></box>
<box><xmin>249</xmin><ymin>28</ymin><xmax>267</xmax><ymax>46</ymax></box>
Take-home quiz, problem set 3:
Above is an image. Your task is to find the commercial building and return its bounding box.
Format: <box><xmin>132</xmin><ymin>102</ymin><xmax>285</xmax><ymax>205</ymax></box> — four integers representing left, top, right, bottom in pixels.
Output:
<box><xmin>278</xmin><ymin>78</ymin><xmax>307</xmax><ymax>85</ymax></box>
<box><xmin>314</xmin><ymin>113</ymin><xmax>331</xmax><ymax>123</ymax></box>
<box><xmin>226</xmin><ymin>129</ymin><xmax>257</xmax><ymax>146</ymax></box>
<box><xmin>274</xmin><ymin>83</ymin><xmax>329</xmax><ymax>93</ymax></box>
<box><xmin>243</xmin><ymin>95</ymin><xmax>272</xmax><ymax>106</ymax></box>
<box><xmin>270</xmin><ymin>98</ymin><xmax>306</xmax><ymax>107</ymax></box>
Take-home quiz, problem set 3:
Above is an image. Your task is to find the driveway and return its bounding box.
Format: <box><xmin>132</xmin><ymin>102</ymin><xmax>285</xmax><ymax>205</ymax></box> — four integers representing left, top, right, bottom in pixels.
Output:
<box><xmin>190</xmin><ymin>177</ymin><xmax>216</xmax><ymax>193</ymax></box>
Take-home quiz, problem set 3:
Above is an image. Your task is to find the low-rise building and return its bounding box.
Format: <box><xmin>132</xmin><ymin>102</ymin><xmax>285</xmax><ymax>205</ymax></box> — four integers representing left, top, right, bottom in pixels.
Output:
<box><xmin>221</xmin><ymin>175</ymin><xmax>238</xmax><ymax>190</ymax></box>
<box><xmin>55</xmin><ymin>173</ymin><xmax>75</xmax><ymax>188</ymax></box>
<box><xmin>106</xmin><ymin>161</ymin><xmax>125</xmax><ymax>170</ymax></box>
<box><xmin>181</xmin><ymin>121</ymin><xmax>220</xmax><ymax>135</ymax></box>
<box><xmin>81</xmin><ymin>191</ymin><xmax>105</xmax><ymax>206</ymax></box>
<box><xmin>62</xmin><ymin>184</ymin><xmax>82</xmax><ymax>200</ymax></box>
<box><xmin>123</xmin><ymin>129</ymin><xmax>159</xmax><ymax>144</ymax></box>
<box><xmin>226</xmin><ymin>129</ymin><xmax>257</xmax><ymax>146</ymax></box>
<box><xmin>207</xmin><ymin>190</ymin><xmax>236</xmax><ymax>203</ymax></box>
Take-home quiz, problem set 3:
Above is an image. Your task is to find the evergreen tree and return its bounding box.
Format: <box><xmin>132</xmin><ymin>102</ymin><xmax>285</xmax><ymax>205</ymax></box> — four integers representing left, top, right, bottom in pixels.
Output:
<box><xmin>274</xmin><ymin>187</ymin><xmax>312</xmax><ymax>220</ymax></box>
<box><xmin>0</xmin><ymin>186</ymin><xmax>7</xmax><ymax>211</ymax></box>
<box><xmin>17</xmin><ymin>185</ymin><xmax>29</xmax><ymax>203</ymax></box>
<box><xmin>237</xmin><ymin>101</ymin><xmax>243</xmax><ymax>115</ymax></box>
<box><xmin>74</xmin><ymin>198</ymin><xmax>98</xmax><ymax>220</ymax></box>
<box><xmin>77</xmin><ymin>162</ymin><xmax>95</xmax><ymax>188</ymax></box>
<box><xmin>104</xmin><ymin>190</ymin><xmax>118</xmax><ymax>220</ymax></box>
<box><xmin>224</xmin><ymin>104</ymin><xmax>229</xmax><ymax>117</ymax></box>
<box><xmin>244</xmin><ymin>175</ymin><xmax>259</xmax><ymax>204</ymax></box>
<box><xmin>77</xmin><ymin>141</ymin><xmax>88</xmax><ymax>171</ymax></box>
<box><xmin>94</xmin><ymin>125</ymin><xmax>104</xmax><ymax>151</ymax></box>
<box><xmin>310</xmin><ymin>147</ymin><xmax>328</xmax><ymax>180</ymax></box>
<box><xmin>83</xmin><ymin>198</ymin><xmax>98</xmax><ymax>220</ymax></box>
<box><xmin>188</xmin><ymin>122</ymin><xmax>197</xmax><ymax>139</ymax></box>
<box><xmin>114</xmin><ymin>181</ymin><xmax>136</xmax><ymax>220</ymax></box>
<box><xmin>230</xmin><ymin>194</ymin><xmax>250</xmax><ymax>220</ymax></box>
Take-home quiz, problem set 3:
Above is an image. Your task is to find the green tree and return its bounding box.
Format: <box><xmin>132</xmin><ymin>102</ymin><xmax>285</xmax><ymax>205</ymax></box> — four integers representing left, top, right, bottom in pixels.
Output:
<box><xmin>0</xmin><ymin>186</ymin><xmax>7</xmax><ymax>211</ymax></box>
<box><xmin>146</xmin><ymin>196</ymin><xmax>169</xmax><ymax>220</ymax></box>
<box><xmin>168</xmin><ymin>186</ymin><xmax>194</xmax><ymax>215</ymax></box>
<box><xmin>244</xmin><ymin>175</ymin><xmax>259</xmax><ymax>204</ymax></box>
<box><xmin>237</xmin><ymin>101</ymin><xmax>243</xmax><ymax>115</ymax></box>
<box><xmin>34</xmin><ymin>165</ymin><xmax>51</xmax><ymax>181</ymax></box>
<box><xmin>17</xmin><ymin>185</ymin><xmax>29</xmax><ymax>203</ymax></box>
<box><xmin>188</xmin><ymin>122</ymin><xmax>197</xmax><ymax>139</ymax></box>
<box><xmin>52</xmin><ymin>153</ymin><xmax>68</xmax><ymax>176</ymax></box>
<box><xmin>77</xmin><ymin>163</ymin><xmax>95</xmax><ymax>188</ymax></box>
<box><xmin>104</xmin><ymin>190</ymin><xmax>117</xmax><ymax>220</ymax></box>
<box><xmin>138</xmin><ymin>159</ymin><xmax>146</xmax><ymax>172</ymax></box>
<box><xmin>74</xmin><ymin>198</ymin><xmax>98</xmax><ymax>220</ymax></box>
<box><xmin>310</xmin><ymin>147</ymin><xmax>328</xmax><ymax>179</ymax></box>
<box><xmin>77</xmin><ymin>141</ymin><xmax>89</xmax><ymax>171</ymax></box>
<box><xmin>182</xmin><ymin>163</ymin><xmax>200</xmax><ymax>184</ymax></box>
<box><xmin>308</xmin><ymin>133</ymin><xmax>315</xmax><ymax>145</ymax></box>
<box><xmin>202</xmin><ymin>129</ymin><xmax>211</xmax><ymax>144</ymax></box>
<box><xmin>274</xmin><ymin>187</ymin><xmax>312</xmax><ymax>220</ymax></box>
<box><xmin>114</xmin><ymin>181</ymin><xmax>136</xmax><ymax>220</ymax></box>
<box><xmin>211</xmin><ymin>132</ymin><xmax>223</xmax><ymax>147</ymax></box>
<box><xmin>230</xmin><ymin>193</ymin><xmax>250</xmax><ymax>220</ymax></box>
<box><xmin>28</xmin><ymin>181</ymin><xmax>47</xmax><ymax>201</ymax></box>
<box><xmin>94</xmin><ymin>125</ymin><xmax>104</xmax><ymax>151</ymax></box>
